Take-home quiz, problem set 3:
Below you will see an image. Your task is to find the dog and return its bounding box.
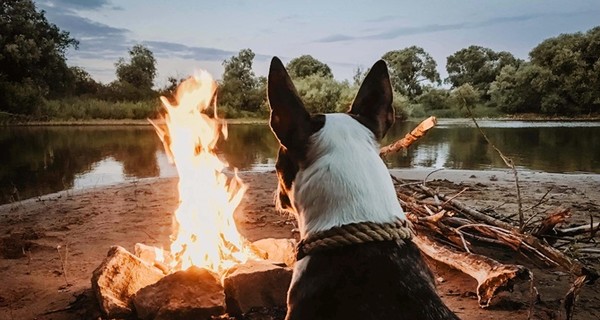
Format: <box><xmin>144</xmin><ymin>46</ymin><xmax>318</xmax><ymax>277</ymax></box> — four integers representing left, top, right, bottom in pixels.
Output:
<box><xmin>267</xmin><ymin>57</ymin><xmax>459</xmax><ymax>320</ymax></box>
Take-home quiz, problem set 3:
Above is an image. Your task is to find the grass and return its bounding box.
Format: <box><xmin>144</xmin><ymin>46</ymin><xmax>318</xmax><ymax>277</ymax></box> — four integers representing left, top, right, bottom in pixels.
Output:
<box><xmin>41</xmin><ymin>98</ymin><xmax>160</xmax><ymax>120</ymax></box>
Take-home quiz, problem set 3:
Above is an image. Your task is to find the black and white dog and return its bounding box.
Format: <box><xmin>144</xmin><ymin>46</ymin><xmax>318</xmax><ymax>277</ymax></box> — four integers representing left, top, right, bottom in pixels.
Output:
<box><xmin>267</xmin><ymin>57</ymin><xmax>459</xmax><ymax>320</ymax></box>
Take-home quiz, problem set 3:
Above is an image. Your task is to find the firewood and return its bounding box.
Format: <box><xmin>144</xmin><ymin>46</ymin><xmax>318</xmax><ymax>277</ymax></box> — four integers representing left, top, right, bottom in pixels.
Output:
<box><xmin>413</xmin><ymin>234</ymin><xmax>531</xmax><ymax>308</ymax></box>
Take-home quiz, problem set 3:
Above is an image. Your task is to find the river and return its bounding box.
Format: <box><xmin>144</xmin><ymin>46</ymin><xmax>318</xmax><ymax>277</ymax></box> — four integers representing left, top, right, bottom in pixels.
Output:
<box><xmin>1</xmin><ymin>119</ymin><xmax>598</xmax><ymax>204</ymax></box>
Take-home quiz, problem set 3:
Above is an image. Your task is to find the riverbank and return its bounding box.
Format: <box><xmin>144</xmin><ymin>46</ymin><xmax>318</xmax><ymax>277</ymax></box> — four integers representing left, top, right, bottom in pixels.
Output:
<box><xmin>0</xmin><ymin>169</ymin><xmax>598</xmax><ymax>319</ymax></box>
<box><xmin>2</xmin><ymin>114</ymin><xmax>599</xmax><ymax>126</ymax></box>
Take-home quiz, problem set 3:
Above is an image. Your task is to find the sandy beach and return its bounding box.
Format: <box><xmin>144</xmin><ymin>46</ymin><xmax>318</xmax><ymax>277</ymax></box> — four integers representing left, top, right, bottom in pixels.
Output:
<box><xmin>0</xmin><ymin>169</ymin><xmax>598</xmax><ymax>320</ymax></box>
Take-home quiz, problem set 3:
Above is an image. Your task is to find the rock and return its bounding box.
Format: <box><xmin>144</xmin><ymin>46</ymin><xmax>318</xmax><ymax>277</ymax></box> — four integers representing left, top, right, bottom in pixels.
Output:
<box><xmin>252</xmin><ymin>238</ymin><xmax>296</xmax><ymax>267</ymax></box>
<box><xmin>91</xmin><ymin>245</ymin><xmax>164</xmax><ymax>319</ymax></box>
<box><xmin>223</xmin><ymin>260</ymin><xmax>292</xmax><ymax>316</ymax></box>
<box><xmin>133</xmin><ymin>266</ymin><xmax>226</xmax><ymax>320</ymax></box>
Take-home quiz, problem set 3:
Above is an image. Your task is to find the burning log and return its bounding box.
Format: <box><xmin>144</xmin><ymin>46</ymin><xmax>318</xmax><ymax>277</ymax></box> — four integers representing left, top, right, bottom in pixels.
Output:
<box><xmin>413</xmin><ymin>234</ymin><xmax>531</xmax><ymax>307</ymax></box>
<box><xmin>380</xmin><ymin>116</ymin><xmax>437</xmax><ymax>155</ymax></box>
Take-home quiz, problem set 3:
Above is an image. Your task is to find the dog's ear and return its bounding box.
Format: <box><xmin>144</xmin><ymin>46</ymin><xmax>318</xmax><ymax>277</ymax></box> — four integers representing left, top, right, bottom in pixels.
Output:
<box><xmin>348</xmin><ymin>60</ymin><xmax>394</xmax><ymax>140</ymax></box>
<box><xmin>268</xmin><ymin>56</ymin><xmax>312</xmax><ymax>154</ymax></box>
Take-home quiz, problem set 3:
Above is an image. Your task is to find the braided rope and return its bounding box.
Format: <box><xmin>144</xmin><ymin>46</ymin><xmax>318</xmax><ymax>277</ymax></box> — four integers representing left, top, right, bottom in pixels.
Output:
<box><xmin>297</xmin><ymin>219</ymin><xmax>413</xmax><ymax>259</ymax></box>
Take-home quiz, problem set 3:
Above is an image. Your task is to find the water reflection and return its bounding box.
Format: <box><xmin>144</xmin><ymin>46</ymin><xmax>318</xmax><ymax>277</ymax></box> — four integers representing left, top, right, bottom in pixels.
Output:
<box><xmin>1</xmin><ymin>121</ymin><xmax>598</xmax><ymax>204</ymax></box>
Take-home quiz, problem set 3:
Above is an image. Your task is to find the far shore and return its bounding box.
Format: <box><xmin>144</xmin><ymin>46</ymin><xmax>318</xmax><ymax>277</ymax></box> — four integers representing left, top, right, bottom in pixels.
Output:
<box><xmin>3</xmin><ymin>114</ymin><xmax>600</xmax><ymax>126</ymax></box>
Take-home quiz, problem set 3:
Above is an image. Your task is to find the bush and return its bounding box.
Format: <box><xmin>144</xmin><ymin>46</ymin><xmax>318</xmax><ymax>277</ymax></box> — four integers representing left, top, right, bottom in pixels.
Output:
<box><xmin>0</xmin><ymin>80</ymin><xmax>45</xmax><ymax>115</ymax></box>
<box><xmin>42</xmin><ymin>98</ymin><xmax>160</xmax><ymax>120</ymax></box>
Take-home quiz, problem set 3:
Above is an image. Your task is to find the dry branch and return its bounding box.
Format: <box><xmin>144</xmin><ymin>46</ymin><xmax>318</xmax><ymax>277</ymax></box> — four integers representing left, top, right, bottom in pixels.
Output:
<box><xmin>380</xmin><ymin>116</ymin><xmax>437</xmax><ymax>155</ymax></box>
<box><xmin>557</xmin><ymin>222</ymin><xmax>600</xmax><ymax>237</ymax></box>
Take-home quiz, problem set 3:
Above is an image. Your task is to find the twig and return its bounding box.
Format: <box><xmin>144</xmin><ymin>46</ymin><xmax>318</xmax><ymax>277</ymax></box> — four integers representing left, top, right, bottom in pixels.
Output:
<box><xmin>525</xmin><ymin>187</ymin><xmax>553</xmax><ymax>212</ymax></box>
<box><xmin>463</xmin><ymin>103</ymin><xmax>524</xmax><ymax>230</ymax></box>
<box><xmin>441</xmin><ymin>187</ymin><xmax>469</xmax><ymax>207</ymax></box>
<box><xmin>423</xmin><ymin>168</ymin><xmax>445</xmax><ymax>186</ymax></box>
<box><xmin>56</xmin><ymin>245</ymin><xmax>69</xmax><ymax>286</ymax></box>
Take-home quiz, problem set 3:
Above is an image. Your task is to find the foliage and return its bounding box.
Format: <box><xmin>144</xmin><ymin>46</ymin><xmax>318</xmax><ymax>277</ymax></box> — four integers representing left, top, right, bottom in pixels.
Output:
<box><xmin>418</xmin><ymin>88</ymin><xmax>451</xmax><ymax>111</ymax></box>
<box><xmin>42</xmin><ymin>98</ymin><xmax>159</xmax><ymax>120</ymax></box>
<box><xmin>489</xmin><ymin>64</ymin><xmax>556</xmax><ymax>114</ymax></box>
<box><xmin>527</xmin><ymin>27</ymin><xmax>600</xmax><ymax>114</ymax></box>
<box><xmin>113</xmin><ymin>44</ymin><xmax>157</xmax><ymax>100</ymax></box>
<box><xmin>292</xmin><ymin>75</ymin><xmax>354</xmax><ymax>113</ymax></box>
<box><xmin>218</xmin><ymin>49</ymin><xmax>266</xmax><ymax>113</ymax></box>
<box><xmin>446</xmin><ymin>46</ymin><xmax>521</xmax><ymax>100</ymax></box>
<box><xmin>382</xmin><ymin>46</ymin><xmax>441</xmax><ymax>100</ymax></box>
<box><xmin>0</xmin><ymin>0</ymin><xmax>78</xmax><ymax>114</ymax></box>
<box><xmin>286</xmin><ymin>55</ymin><xmax>333</xmax><ymax>79</ymax></box>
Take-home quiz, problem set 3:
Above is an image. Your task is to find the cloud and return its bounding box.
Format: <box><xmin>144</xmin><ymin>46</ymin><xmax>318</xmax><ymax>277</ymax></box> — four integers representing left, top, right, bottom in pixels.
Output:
<box><xmin>315</xmin><ymin>11</ymin><xmax>582</xmax><ymax>43</ymax></box>
<box><xmin>43</xmin><ymin>11</ymin><xmax>130</xmax><ymax>59</ymax></box>
<box><xmin>143</xmin><ymin>41</ymin><xmax>272</xmax><ymax>62</ymax></box>
<box><xmin>39</xmin><ymin>0</ymin><xmax>122</xmax><ymax>11</ymax></box>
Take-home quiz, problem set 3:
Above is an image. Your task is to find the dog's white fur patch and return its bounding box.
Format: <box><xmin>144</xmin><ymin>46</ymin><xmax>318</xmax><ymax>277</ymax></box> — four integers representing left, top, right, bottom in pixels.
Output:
<box><xmin>291</xmin><ymin>113</ymin><xmax>405</xmax><ymax>237</ymax></box>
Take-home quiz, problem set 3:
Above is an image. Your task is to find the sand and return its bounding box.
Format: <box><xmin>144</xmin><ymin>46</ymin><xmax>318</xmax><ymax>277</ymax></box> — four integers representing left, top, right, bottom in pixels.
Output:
<box><xmin>0</xmin><ymin>169</ymin><xmax>598</xmax><ymax>320</ymax></box>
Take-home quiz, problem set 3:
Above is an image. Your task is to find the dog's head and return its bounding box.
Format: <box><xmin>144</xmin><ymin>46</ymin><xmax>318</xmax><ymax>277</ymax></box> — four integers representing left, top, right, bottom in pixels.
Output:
<box><xmin>268</xmin><ymin>57</ymin><xmax>401</xmax><ymax>234</ymax></box>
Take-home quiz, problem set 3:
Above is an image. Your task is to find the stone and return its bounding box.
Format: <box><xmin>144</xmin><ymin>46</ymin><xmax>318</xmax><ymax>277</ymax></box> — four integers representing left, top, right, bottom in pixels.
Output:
<box><xmin>223</xmin><ymin>260</ymin><xmax>292</xmax><ymax>316</ymax></box>
<box><xmin>133</xmin><ymin>266</ymin><xmax>226</xmax><ymax>320</ymax></box>
<box><xmin>252</xmin><ymin>238</ymin><xmax>296</xmax><ymax>267</ymax></box>
<box><xmin>91</xmin><ymin>245</ymin><xmax>164</xmax><ymax>319</ymax></box>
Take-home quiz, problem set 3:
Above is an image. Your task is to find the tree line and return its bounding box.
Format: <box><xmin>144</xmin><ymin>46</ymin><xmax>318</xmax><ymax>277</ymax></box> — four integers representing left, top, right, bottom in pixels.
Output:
<box><xmin>1</xmin><ymin>0</ymin><xmax>598</xmax><ymax>120</ymax></box>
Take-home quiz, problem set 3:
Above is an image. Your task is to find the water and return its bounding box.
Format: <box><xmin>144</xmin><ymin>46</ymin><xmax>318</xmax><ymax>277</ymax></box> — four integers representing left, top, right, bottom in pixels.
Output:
<box><xmin>1</xmin><ymin>120</ymin><xmax>599</xmax><ymax>204</ymax></box>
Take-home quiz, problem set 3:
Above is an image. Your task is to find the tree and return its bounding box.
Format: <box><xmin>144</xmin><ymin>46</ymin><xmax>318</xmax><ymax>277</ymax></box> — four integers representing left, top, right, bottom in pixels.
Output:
<box><xmin>292</xmin><ymin>75</ymin><xmax>354</xmax><ymax>113</ymax></box>
<box><xmin>286</xmin><ymin>55</ymin><xmax>333</xmax><ymax>79</ymax></box>
<box><xmin>218</xmin><ymin>49</ymin><xmax>265</xmax><ymax>113</ymax></box>
<box><xmin>529</xmin><ymin>27</ymin><xmax>600</xmax><ymax>114</ymax></box>
<box><xmin>0</xmin><ymin>0</ymin><xmax>78</xmax><ymax>114</ymax></box>
<box><xmin>382</xmin><ymin>46</ymin><xmax>441</xmax><ymax>100</ymax></box>
<box><xmin>115</xmin><ymin>44</ymin><xmax>157</xmax><ymax>90</ymax></box>
<box><xmin>445</xmin><ymin>46</ymin><xmax>521</xmax><ymax>99</ymax></box>
<box><xmin>489</xmin><ymin>64</ymin><xmax>557</xmax><ymax>114</ymax></box>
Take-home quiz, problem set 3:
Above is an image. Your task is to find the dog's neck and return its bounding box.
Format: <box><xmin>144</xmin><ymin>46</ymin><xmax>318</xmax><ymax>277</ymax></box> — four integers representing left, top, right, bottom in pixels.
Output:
<box><xmin>291</xmin><ymin>114</ymin><xmax>405</xmax><ymax>238</ymax></box>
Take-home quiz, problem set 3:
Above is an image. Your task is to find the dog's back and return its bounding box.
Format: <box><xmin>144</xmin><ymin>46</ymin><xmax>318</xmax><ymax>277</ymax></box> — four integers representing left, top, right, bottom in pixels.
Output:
<box><xmin>267</xmin><ymin>57</ymin><xmax>459</xmax><ymax>320</ymax></box>
<box><xmin>288</xmin><ymin>240</ymin><xmax>457</xmax><ymax>320</ymax></box>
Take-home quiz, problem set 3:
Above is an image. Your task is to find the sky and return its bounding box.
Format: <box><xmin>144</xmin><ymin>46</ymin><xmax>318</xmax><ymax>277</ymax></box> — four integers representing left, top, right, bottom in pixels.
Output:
<box><xmin>36</xmin><ymin>0</ymin><xmax>600</xmax><ymax>87</ymax></box>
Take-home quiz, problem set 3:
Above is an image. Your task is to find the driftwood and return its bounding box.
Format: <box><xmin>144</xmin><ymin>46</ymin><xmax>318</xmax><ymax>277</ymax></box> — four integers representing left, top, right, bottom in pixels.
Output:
<box><xmin>413</xmin><ymin>234</ymin><xmax>531</xmax><ymax>307</ymax></box>
<box><xmin>382</xmin><ymin>118</ymin><xmax>599</xmax><ymax>315</ymax></box>
<box><xmin>557</xmin><ymin>222</ymin><xmax>600</xmax><ymax>237</ymax></box>
<box><xmin>380</xmin><ymin>116</ymin><xmax>437</xmax><ymax>155</ymax></box>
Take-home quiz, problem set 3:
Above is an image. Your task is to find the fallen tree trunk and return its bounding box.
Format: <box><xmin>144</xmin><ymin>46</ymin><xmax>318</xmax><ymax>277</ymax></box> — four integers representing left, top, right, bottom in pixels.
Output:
<box><xmin>413</xmin><ymin>234</ymin><xmax>532</xmax><ymax>308</ymax></box>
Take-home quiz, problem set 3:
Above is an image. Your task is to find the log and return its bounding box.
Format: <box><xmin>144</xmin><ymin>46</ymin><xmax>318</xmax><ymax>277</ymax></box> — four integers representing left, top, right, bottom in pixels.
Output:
<box><xmin>380</xmin><ymin>116</ymin><xmax>437</xmax><ymax>155</ymax></box>
<box><xmin>413</xmin><ymin>234</ymin><xmax>531</xmax><ymax>308</ymax></box>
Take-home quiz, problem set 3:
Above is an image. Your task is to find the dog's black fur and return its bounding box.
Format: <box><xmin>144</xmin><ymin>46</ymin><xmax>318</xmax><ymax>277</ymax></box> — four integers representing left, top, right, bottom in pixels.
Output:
<box><xmin>268</xmin><ymin>56</ymin><xmax>459</xmax><ymax>320</ymax></box>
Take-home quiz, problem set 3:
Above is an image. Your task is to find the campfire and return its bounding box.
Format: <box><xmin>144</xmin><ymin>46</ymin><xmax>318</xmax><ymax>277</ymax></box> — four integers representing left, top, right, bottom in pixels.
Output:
<box><xmin>149</xmin><ymin>71</ymin><xmax>252</xmax><ymax>274</ymax></box>
<box><xmin>91</xmin><ymin>71</ymin><xmax>293</xmax><ymax>320</ymax></box>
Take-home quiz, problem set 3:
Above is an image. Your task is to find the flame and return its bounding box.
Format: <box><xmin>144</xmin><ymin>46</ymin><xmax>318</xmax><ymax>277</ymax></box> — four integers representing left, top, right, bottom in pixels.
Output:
<box><xmin>151</xmin><ymin>71</ymin><xmax>251</xmax><ymax>274</ymax></box>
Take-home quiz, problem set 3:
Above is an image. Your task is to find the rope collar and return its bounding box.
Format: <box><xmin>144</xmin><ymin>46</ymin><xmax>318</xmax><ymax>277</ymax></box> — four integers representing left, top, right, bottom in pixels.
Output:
<box><xmin>296</xmin><ymin>219</ymin><xmax>413</xmax><ymax>260</ymax></box>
